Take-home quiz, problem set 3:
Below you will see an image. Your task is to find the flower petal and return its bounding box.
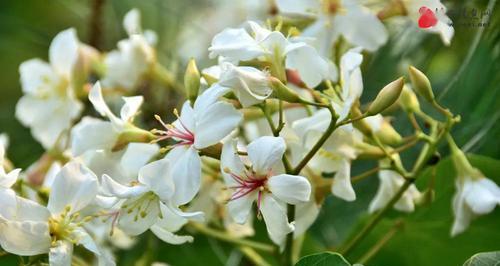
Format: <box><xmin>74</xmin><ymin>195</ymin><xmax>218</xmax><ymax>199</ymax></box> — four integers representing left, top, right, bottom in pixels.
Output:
<box><xmin>220</xmin><ymin>138</ymin><xmax>246</xmax><ymax>186</ymax></box>
<box><xmin>19</xmin><ymin>59</ymin><xmax>60</xmax><ymax>95</ymax></box>
<box><xmin>48</xmin><ymin>161</ymin><xmax>99</xmax><ymax>215</ymax></box>
<box><xmin>49</xmin><ymin>240</ymin><xmax>74</xmax><ymax>266</ymax></box>
<box><xmin>71</xmin><ymin>117</ymin><xmax>118</xmax><ymax>156</ymax></box>
<box><xmin>285</xmin><ymin>43</ymin><xmax>329</xmax><ymax>88</ymax></box>
<box><xmin>165</xmin><ymin>146</ymin><xmax>201</xmax><ymax>206</ymax></box>
<box><xmin>138</xmin><ymin>159</ymin><xmax>174</xmax><ymax>201</ymax></box>
<box><xmin>247</xmin><ymin>136</ymin><xmax>286</xmax><ymax>175</ymax></box>
<box><xmin>120</xmin><ymin>96</ymin><xmax>143</xmax><ymax>122</ymax></box>
<box><xmin>100</xmin><ymin>174</ymin><xmax>148</xmax><ymax>198</ymax></box>
<box><xmin>331</xmin><ymin>159</ymin><xmax>356</xmax><ymax>201</ymax></box>
<box><xmin>151</xmin><ymin>225</ymin><xmax>193</xmax><ymax>245</ymax></box>
<box><xmin>260</xmin><ymin>194</ymin><xmax>294</xmax><ymax>247</ymax></box>
<box><xmin>120</xmin><ymin>143</ymin><xmax>159</xmax><ymax>178</ymax></box>
<box><xmin>464</xmin><ymin>178</ymin><xmax>500</xmax><ymax>214</ymax></box>
<box><xmin>227</xmin><ymin>190</ymin><xmax>257</xmax><ymax>224</ymax></box>
<box><xmin>118</xmin><ymin>197</ymin><xmax>160</xmax><ymax>235</ymax></box>
<box><xmin>0</xmin><ymin>216</ymin><xmax>51</xmax><ymax>256</ymax></box>
<box><xmin>49</xmin><ymin>28</ymin><xmax>79</xmax><ymax>77</ymax></box>
<box><xmin>123</xmin><ymin>9</ymin><xmax>141</xmax><ymax>35</ymax></box>
<box><xmin>194</xmin><ymin>101</ymin><xmax>242</xmax><ymax>149</ymax></box>
<box><xmin>208</xmin><ymin>28</ymin><xmax>263</xmax><ymax>61</ymax></box>
<box><xmin>268</xmin><ymin>174</ymin><xmax>311</xmax><ymax>204</ymax></box>
<box><xmin>88</xmin><ymin>82</ymin><xmax>122</xmax><ymax>126</ymax></box>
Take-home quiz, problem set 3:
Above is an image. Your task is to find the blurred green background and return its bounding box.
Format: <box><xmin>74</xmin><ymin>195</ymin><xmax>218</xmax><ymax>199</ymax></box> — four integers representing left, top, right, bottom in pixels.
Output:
<box><xmin>0</xmin><ymin>0</ymin><xmax>498</xmax><ymax>265</ymax></box>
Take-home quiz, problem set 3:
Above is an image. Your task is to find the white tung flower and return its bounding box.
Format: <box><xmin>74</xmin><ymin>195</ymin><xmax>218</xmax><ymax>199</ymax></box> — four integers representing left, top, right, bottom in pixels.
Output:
<box><xmin>449</xmin><ymin>142</ymin><xmax>500</xmax><ymax>236</ymax></box>
<box><xmin>293</xmin><ymin>108</ymin><xmax>362</xmax><ymax>201</ymax></box>
<box><xmin>0</xmin><ymin>161</ymin><xmax>114</xmax><ymax>266</ymax></box>
<box><xmin>209</xmin><ymin>21</ymin><xmax>334</xmax><ymax>88</ymax></box>
<box><xmin>0</xmin><ymin>138</ymin><xmax>21</xmax><ymax>191</ymax></box>
<box><xmin>276</xmin><ymin>0</ymin><xmax>388</xmax><ymax>56</ymax></box>
<box><xmin>221</xmin><ymin>136</ymin><xmax>311</xmax><ymax>246</ymax></box>
<box><xmin>16</xmin><ymin>28</ymin><xmax>85</xmax><ymax>149</ymax></box>
<box><xmin>101</xmin><ymin>9</ymin><xmax>157</xmax><ymax>91</ymax></box>
<box><xmin>155</xmin><ymin>84</ymin><xmax>242</xmax><ymax>207</ymax></box>
<box><xmin>369</xmin><ymin>158</ymin><xmax>421</xmax><ymax>213</ymax></box>
<box><xmin>71</xmin><ymin>82</ymin><xmax>146</xmax><ymax>156</ymax></box>
<box><xmin>100</xmin><ymin>158</ymin><xmax>203</xmax><ymax>244</ymax></box>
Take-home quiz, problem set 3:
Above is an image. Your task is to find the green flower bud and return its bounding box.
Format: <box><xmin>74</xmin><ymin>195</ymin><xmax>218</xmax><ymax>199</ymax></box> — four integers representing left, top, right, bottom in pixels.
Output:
<box><xmin>112</xmin><ymin>127</ymin><xmax>156</xmax><ymax>152</ymax></box>
<box><xmin>367</xmin><ymin>77</ymin><xmax>404</xmax><ymax>116</ymax></box>
<box><xmin>408</xmin><ymin>66</ymin><xmax>435</xmax><ymax>103</ymax></box>
<box><xmin>268</xmin><ymin>77</ymin><xmax>303</xmax><ymax>103</ymax></box>
<box><xmin>184</xmin><ymin>58</ymin><xmax>201</xmax><ymax>105</ymax></box>
<box><xmin>399</xmin><ymin>84</ymin><xmax>421</xmax><ymax>113</ymax></box>
<box><xmin>376</xmin><ymin>119</ymin><xmax>403</xmax><ymax>146</ymax></box>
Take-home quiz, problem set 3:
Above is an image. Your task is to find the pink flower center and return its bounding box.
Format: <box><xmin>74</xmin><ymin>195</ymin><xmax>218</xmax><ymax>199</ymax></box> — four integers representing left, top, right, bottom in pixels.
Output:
<box><xmin>154</xmin><ymin>114</ymin><xmax>195</xmax><ymax>146</ymax></box>
<box><xmin>227</xmin><ymin>169</ymin><xmax>272</xmax><ymax>216</ymax></box>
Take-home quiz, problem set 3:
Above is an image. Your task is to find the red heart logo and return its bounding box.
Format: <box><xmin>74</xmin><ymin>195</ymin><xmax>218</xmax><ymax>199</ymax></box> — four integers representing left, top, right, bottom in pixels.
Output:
<box><xmin>418</xmin><ymin>6</ymin><xmax>438</xmax><ymax>28</ymax></box>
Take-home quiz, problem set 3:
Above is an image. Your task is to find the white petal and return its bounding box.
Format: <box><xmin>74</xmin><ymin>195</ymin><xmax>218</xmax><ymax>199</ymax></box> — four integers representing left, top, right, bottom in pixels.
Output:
<box><xmin>268</xmin><ymin>174</ymin><xmax>311</xmax><ymax>204</ymax></box>
<box><xmin>70</xmin><ymin>117</ymin><xmax>118</xmax><ymax>156</ymax></box>
<box><xmin>208</xmin><ymin>28</ymin><xmax>263</xmax><ymax>61</ymax></box>
<box><xmin>120</xmin><ymin>96</ymin><xmax>143</xmax><ymax>122</ymax></box>
<box><xmin>100</xmin><ymin>174</ymin><xmax>148</xmax><ymax>198</ymax></box>
<box><xmin>118</xmin><ymin>197</ymin><xmax>160</xmax><ymax>235</ymax></box>
<box><xmin>331</xmin><ymin>159</ymin><xmax>356</xmax><ymax>201</ymax></box>
<box><xmin>464</xmin><ymin>178</ymin><xmax>500</xmax><ymax>214</ymax></box>
<box><xmin>49</xmin><ymin>28</ymin><xmax>79</xmax><ymax>77</ymax></box>
<box><xmin>335</xmin><ymin>5</ymin><xmax>388</xmax><ymax>51</ymax></box>
<box><xmin>275</xmin><ymin>0</ymin><xmax>320</xmax><ymax>18</ymax></box>
<box><xmin>120</xmin><ymin>143</ymin><xmax>159</xmax><ymax>177</ymax></box>
<box><xmin>123</xmin><ymin>9</ymin><xmax>141</xmax><ymax>35</ymax></box>
<box><xmin>294</xmin><ymin>201</ymin><xmax>320</xmax><ymax>237</ymax></box>
<box><xmin>71</xmin><ymin>227</ymin><xmax>100</xmax><ymax>255</ymax></box>
<box><xmin>48</xmin><ymin>161</ymin><xmax>98</xmax><ymax>215</ymax></box>
<box><xmin>156</xmin><ymin>202</ymin><xmax>188</xmax><ymax>231</ymax></box>
<box><xmin>247</xmin><ymin>136</ymin><xmax>286</xmax><ymax>175</ymax></box>
<box><xmin>0</xmin><ymin>169</ymin><xmax>20</xmax><ymax>188</ymax></box>
<box><xmin>285</xmin><ymin>43</ymin><xmax>329</xmax><ymax>88</ymax></box>
<box><xmin>227</xmin><ymin>191</ymin><xmax>257</xmax><ymax>224</ymax></box>
<box><xmin>194</xmin><ymin>101</ymin><xmax>242</xmax><ymax>149</ymax></box>
<box><xmin>220</xmin><ymin>139</ymin><xmax>246</xmax><ymax>186</ymax></box>
<box><xmin>175</xmin><ymin>101</ymin><xmax>195</xmax><ymax>133</ymax></box>
<box><xmin>138</xmin><ymin>159</ymin><xmax>174</xmax><ymax>201</ymax></box>
<box><xmin>451</xmin><ymin>182</ymin><xmax>471</xmax><ymax>236</ymax></box>
<box><xmin>49</xmin><ymin>241</ymin><xmax>73</xmax><ymax>266</ymax></box>
<box><xmin>19</xmin><ymin>59</ymin><xmax>60</xmax><ymax>95</ymax></box>
<box><xmin>165</xmin><ymin>146</ymin><xmax>201</xmax><ymax>206</ymax></box>
<box><xmin>0</xmin><ymin>217</ymin><xmax>51</xmax><ymax>256</ymax></box>
<box><xmin>151</xmin><ymin>225</ymin><xmax>193</xmax><ymax>245</ymax></box>
<box><xmin>193</xmin><ymin>83</ymin><xmax>231</xmax><ymax>112</ymax></box>
<box><xmin>88</xmin><ymin>82</ymin><xmax>122</xmax><ymax>126</ymax></box>
<box><xmin>260</xmin><ymin>194</ymin><xmax>294</xmax><ymax>247</ymax></box>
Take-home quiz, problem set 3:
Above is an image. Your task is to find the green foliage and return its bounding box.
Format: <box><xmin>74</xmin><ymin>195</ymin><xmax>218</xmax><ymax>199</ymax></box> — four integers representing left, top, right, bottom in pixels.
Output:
<box><xmin>296</xmin><ymin>252</ymin><xmax>351</xmax><ymax>266</ymax></box>
<box><xmin>345</xmin><ymin>154</ymin><xmax>500</xmax><ymax>266</ymax></box>
<box><xmin>463</xmin><ymin>251</ymin><xmax>500</xmax><ymax>266</ymax></box>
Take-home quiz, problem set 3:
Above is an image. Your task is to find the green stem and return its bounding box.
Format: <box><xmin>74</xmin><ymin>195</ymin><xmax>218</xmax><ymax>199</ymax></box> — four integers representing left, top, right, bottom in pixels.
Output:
<box><xmin>189</xmin><ymin>222</ymin><xmax>276</xmax><ymax>253</ymax></box>
<box><xmin>357</xmin><ymin>219</ymin><xmax>404</xmax><ymax>264</ymax></box>
<box><xmin>239</xmin><ymin>246</ymin><xmax>272</xmax><ymax>266</ymax></box>
<box><xmin>283</xmin><ymin>204</ymin><xmax>296</xmax><ymax>266</ymax></box>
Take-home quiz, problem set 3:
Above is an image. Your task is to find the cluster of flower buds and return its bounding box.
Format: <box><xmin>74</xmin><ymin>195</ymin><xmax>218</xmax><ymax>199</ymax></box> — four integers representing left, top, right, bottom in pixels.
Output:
<box><xmin>1</xmin><ymin>2</ymin><xmax>497</xmax><ymax>266</ymax></box>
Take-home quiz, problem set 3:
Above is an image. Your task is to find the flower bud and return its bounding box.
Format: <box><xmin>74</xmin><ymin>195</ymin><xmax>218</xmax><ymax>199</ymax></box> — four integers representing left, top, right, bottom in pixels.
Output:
<box><xmin>112</xmin><ymin>126</ymin><xmax>156</xmax><ymax>152</ymax></box>
<box><xmin>376</xmin><ymin>120</ymin><xmax>403</xmax><ymax>146</ymax></box>
<box><xmin>184</xmin><ymin>58</ymin><xmax>201</xmax><ymax>104</ymax></box>
<box><xmin>408</xmin><ymin>66</ymin><xmax>435</xmax><ymax>103</ymax></box>
<box><xmin>268</xmin><ymin>77</ymin><xmax>303</xmax><ymax>103</ymax></box>
<box><xmin>399</xmin><ymin>84</ymin><xmax>420</xmax><ymax>113</ymax></box>
<box><xmin>366</xmin><ymin>77</ymin><xmax>404</xmax><ymax>116</ymax></box>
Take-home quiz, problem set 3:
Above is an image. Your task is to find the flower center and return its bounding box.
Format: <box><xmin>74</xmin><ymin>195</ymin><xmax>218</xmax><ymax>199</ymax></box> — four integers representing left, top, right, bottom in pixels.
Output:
<box><xmin>154</xmin><ymin>111</ymin><xmax>195</xmax><ymax>146</ymax></box>
<box><xmin>48</xmin><ymin>206</ymin><xmax>93</xmax><ymax>245</ymax></box>
<box><xmin>121</xmin><ymin>192</ymin><xmax>161</xmax><ymax>221</ymax></box>
<box><xmin>225</xmin><ymin>168</ymin><xmax>272</xmax><ymax>217</ymax></box>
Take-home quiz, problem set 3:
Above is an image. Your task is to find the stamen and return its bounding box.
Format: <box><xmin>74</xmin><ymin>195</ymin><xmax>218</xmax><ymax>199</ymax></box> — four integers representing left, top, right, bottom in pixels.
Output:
<box><xmin>225</xmin><ymin>169</ymin><xmax>269</xmax><ymax>216</ymax></box>
<box><xmin>153</xmin><ymin>112</ymin><xmax>195</xmax><ymax>146</ymax></box>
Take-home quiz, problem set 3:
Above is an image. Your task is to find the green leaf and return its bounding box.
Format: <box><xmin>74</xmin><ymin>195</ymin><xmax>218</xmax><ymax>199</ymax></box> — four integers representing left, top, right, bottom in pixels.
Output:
<box><xmin>463</xmin><ymin>251</ymin><xmax>500</xmax><ymax>266</ymax></box>
<box><xmin>296</xmin><ymin>252</ymin><xmax>351</xmax><ymax>266</ymax></box>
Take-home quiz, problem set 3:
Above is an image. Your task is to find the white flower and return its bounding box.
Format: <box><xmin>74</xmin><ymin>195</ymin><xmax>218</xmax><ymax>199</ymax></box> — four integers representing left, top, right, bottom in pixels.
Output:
<box><xmin>221</xmin><ymin>136</ymin><xmax>311</xmax><ymax>246</ymax></box>
<box><xmin>451</xmin><ymin>177</ymin><xmax>500</xmax><ymax>236</ymax></box>
<box><xmin>218</xmin><ymin>62</ymin><xmax>272</xmax><ymax>107</ymax></box>
<box><xmin>155</xmin><ymin>84</ymin><xmax>242</xmax><ymax>206</ymax></box>
<box><xmin>101</xmin><ymin>9</ymin><xmax>157</xmax><ymax>91</ymax></box>
<box><xmin>100</xmin><ymin>158</ymin><xmax>203</xmax><ymax>244</ymax></box>
<box><xmin>0</xmin><ymin>161</ymin><xmax>114</xmax><ymax>266</ymax></box>
<box><xmin>403</xmin><ymin>0</ymin><xmax>454</xmax><ymax>45</ymax></box>
<box><xmin>71</xmin><ymin>82</ymin><xmax>147</xmax><ymax>156</ymax></box>
<box><xmin>293</xmin><ymin>108</ymin><xmax>362</xmax><ymax>201</ymax></box>
<box><xmin>276</xmin><ymin>0</ymin><xmax>388</xmax><ymax>56</ymax></box>
<box><xmin>209</xmin><ymin>21</ymin><xmax>333</xmax><ymax>88</ymax></box>
<box><xmin>16</xmin><ymin>28</ymin><xmax>85</xmax><ymax>149</ymax></box>
<box><xmin>0</xmin><ymin>137</ymin><xmax>21</xmax><ymax>190</ymax></box>
<box><xmin>369</xmin><ymin>158</ymin><xmax>421</xmax><ymax>213</ymax></box>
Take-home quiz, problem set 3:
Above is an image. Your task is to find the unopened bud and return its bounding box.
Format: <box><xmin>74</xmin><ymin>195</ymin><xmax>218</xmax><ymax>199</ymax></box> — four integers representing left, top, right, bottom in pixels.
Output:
<box><xmin>184</xmin><ymin>58</ymin><xmax>201</xmax><ymax>105</ymax></box>
<box><xmin>367</xmin><ymin>77</ymin><xmax>404</xmax><ymax>116</ymax></box>
<box><xmin>268</xmin><ymin>77</ymin><xmax>302</xmax><ymax>103</ymax></box>
<box><xmin>399</xmin><ymin>84</ymin><xmax>420</xmax><ymax>113</ymax></box>
<box><xmin>408</xmin><ymin>66</ymin><xmax>435</xmax><ymax>103</ymax></box>
<box><xmin>112</xmin><ymin>126</ymin><xmax>156</xmax><ymax>152</ymax></box>
<box><xmin>376</xmin><ymin>120</ymin><xmax>403</xmax><ymax>146</ymax></box>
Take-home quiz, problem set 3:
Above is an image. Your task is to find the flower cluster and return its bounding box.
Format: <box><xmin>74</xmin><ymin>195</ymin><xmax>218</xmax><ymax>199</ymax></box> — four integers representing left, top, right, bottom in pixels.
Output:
<box><xmin>1</xmin><ymin>3</ymin><xmax>497</xmax><ymax>266</ymax></box>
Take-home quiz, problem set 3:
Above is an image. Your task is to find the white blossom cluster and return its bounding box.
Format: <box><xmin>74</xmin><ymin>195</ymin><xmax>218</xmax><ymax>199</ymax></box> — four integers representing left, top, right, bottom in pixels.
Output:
<box><xmin>0</xmin><ymin>2</ymin><xmax>498</xmax><ymax>266</ymax></box>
